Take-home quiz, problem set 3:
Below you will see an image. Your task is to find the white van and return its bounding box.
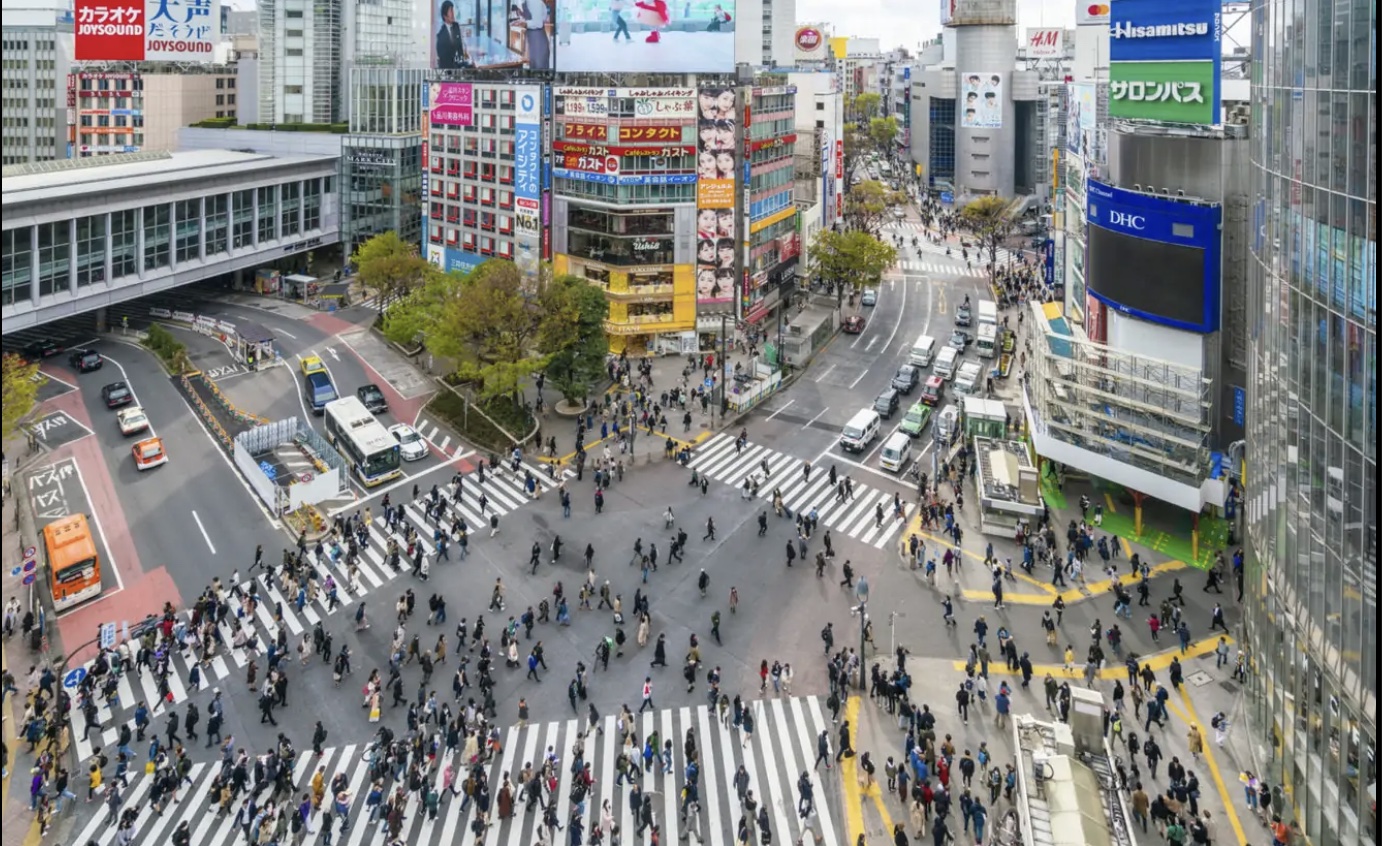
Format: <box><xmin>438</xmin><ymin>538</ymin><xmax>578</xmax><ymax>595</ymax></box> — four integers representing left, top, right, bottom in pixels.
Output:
<box><xmin>933</xmin><ymin>346</ymin><xmax>960</xmax><ymax>380</ymax></box>
<box><xmin>879</xmin><ymin>431</ymin><xmax>912</xmax><ymax>472</ymax></box>
<box><xmin>976</xmin><ymin>300</ymin><xmax>998</xmax><ymax>327</ymax></box>
<box><xmin>954</xmin><ymin>361</ymin><xmax>983</xmax><ymax>396</ymax></box>
<box><xmin>840</xmin><ymin>409</ymin><xmax>882</xmax><ymax>453</ymax></box>
<box><xmin>934</xmin><ymin>405</ymin><xmax>961</xmax><ymax>445</ymax></box>
<box><xmin>908</xmin><ymin>334</ymin><xmax>937</xmax><ymax>368</ymax></box>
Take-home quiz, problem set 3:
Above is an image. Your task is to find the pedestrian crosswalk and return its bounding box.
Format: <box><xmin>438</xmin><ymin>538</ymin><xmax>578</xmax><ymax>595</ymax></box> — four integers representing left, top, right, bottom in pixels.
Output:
<box><xmin>66</xmin><ymin>463</ymin><xmax>556</xmax><ymax>765</ymax></box>
<box><xmin>70</xmin><ymin>697</ymin><xmax>842</xmax><ymax>846</ymax></box>
<box><xmin>690</xmin><ymin>433</ymin><xmax>913</xmax><ymax>550</ymax></box>
<box><xmin>894</xmin><ymin>259</ymin><xmax>982</xmax><ymax>278</ymax></box>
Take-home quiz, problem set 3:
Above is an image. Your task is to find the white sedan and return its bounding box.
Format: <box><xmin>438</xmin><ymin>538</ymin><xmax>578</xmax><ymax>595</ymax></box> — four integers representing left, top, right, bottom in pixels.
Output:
<box><xmin>116</xmin><ymin>406</ymin><xmax>150</xmax><ymax>436</ymax></box>
<box><xmin>389</xmin><ymin>423</ymin><xmax>429</xmax><ymax>461</ymax></box>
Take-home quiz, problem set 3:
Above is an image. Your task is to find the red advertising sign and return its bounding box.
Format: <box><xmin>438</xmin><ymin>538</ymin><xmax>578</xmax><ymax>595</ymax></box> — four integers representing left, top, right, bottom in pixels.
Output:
<box><xmin>795</xmin><ymin>27</ymin><xmax>822</xmax><ymax>53</ymax></box>
<box><xmin>562</xmin><ymin>153</ymin><xmax>620</xmax><ymax>175</ymax></box>
<box><xmin>74</xmin><ymin>0</ymin><xmax>146</xmax><ymax>61</ymax></box>
<box><xmin>555</xmin><ymin>141</ymin><xmax>695</xmax><ymax>157</ymax></box>
<box><xmin>750</xmin><ymin>134</ymin><xmax>797</xmax><ymax>153</ymax></box>
<box><xmin>616</xmin><ymin>125</ymin><xmax>683</xmax><ymax>143</ymax></box>
<box><xmin>562</xmin><ymin>122</ymin><xmax>607</xmax><ymax>141</ymax></box>
<box><xmin>834</xmin><ymin>140</ymin><xmax>843</xmax><ymax>179</ymax></box>
<box><xmin>1025</xmin><ymin>28</ymin><xmax>1062</xmax><ymax>58</ymax></box>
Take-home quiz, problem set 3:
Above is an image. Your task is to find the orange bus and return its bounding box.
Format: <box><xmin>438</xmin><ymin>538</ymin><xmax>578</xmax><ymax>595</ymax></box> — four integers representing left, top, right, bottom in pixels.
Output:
<box><xmin>44</xmin><ymin>514</ymin><xmax>101</xmax><ymax>612</ymax></box>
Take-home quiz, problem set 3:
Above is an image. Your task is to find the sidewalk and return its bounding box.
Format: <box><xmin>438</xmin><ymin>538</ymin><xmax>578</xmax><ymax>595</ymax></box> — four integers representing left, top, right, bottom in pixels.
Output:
<box><xmin>846</xmin><ymin>653</ymin><xmax>1249</xmax><ymax>846</ymax></box>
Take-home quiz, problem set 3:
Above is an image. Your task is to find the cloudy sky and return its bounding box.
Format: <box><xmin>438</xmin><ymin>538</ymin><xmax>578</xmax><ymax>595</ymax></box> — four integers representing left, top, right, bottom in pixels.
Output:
<box><xmin>794</xmin><ymin>0</ymin><xmax>1078</xmax><ymax>50</ymax></box>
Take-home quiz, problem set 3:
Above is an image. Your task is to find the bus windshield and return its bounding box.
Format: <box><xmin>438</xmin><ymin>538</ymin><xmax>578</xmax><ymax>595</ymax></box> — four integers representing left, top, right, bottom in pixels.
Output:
<box><xmin>44</xmin><ymin>514</ymin><xmax>101</xmax><ymax>611</ymax></box>
<box><xmin>323</xmin><ymin>396</ymin><xmax>402</xmax><ymax>486</ymax></box>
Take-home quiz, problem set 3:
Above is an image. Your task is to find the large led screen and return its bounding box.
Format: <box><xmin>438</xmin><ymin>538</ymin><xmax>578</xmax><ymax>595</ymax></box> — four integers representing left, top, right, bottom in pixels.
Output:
<box><xmin>433</xmin><ymin>0</ymin><xmax>553</xmax><ymax>70</ymax></box>
<box><xmin>554</xmin><ymin>0</ymin><xmax>736</xmax><ymax>73</ymax></box>
<box><xmin>1086</xmin><ymin>225</ymin><xmax>1208</xmax><ymax>329</ymax></box>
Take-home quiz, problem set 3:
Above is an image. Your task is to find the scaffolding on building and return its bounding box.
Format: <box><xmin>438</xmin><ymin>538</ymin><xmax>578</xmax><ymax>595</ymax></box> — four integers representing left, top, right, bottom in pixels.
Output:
<box><xmin>1025</xmin><ymin>308</ymin><xmax>1214</xmax><ymax>490</ymax></box>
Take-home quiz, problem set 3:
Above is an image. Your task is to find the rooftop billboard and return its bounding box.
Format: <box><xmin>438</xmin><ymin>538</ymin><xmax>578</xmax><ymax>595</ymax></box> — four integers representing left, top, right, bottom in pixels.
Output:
<box><xmin>554</xmin><ymin>0</ymin><xmax>736</xmax><ymax>73</ymax></box>
<box><xmin>74</xmin><ymin>0</ymin><xmax>221</xmax><ymax>62</ymax></box>
<box><xmin>433</xmin><ymin>0</ymin><xmax>554</xmax><ymax>71</ymax></box>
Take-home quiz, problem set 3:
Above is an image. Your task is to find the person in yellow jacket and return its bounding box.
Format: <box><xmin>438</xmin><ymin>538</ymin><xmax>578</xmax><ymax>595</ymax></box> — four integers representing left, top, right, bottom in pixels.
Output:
<box><xmin>86</xmin><ymin>762</ymin><xmax>103</xmax><ymax>802</ymax></box>
<box><xmin>311</xmin><ymin>764</ymin><xmax>327</xmax><ymax>809</ymax></box>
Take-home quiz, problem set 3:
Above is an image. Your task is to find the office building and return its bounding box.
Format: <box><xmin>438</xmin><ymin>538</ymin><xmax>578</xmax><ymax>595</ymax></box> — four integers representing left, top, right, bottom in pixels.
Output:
<box><xmin>71</xmin><ymin>68</ymin><xmax>239</xmax><ymax>157</ymax></box>
<box><xmin>1</xmin><ymin>0</ymin><xmax>72</xmax><ymax>166</ymax></box>
<box><xmin>734</xmin><ymin>0</ymin><xmax>796</xmax><ymax>69</ymax></box>
<box><xmin>742</xmin><ymin>81</ymin><xmax>800</xmax><ymax>326</ymax></box>
<box><xmin>1241</xmin><ymin>0</ymin><xmax>1377</xmax><ymax>840</ymax></box>
<box><xmin>831</xmin><ymin>37</ymin><xmax>880</xmax><ymax>112</ymax></box>
<box><xmin>342</xmin><ymin>67</ymin><xmax>426</xmax><ymax>255</ymax></box>
<box><xmin>789</xmin><ymin>68</ymin><xmax>843</xmax><ymax>277</ymax></box>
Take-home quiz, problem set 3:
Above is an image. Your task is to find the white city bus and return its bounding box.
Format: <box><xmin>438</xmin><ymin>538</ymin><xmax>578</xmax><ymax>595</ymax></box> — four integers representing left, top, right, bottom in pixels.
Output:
<box><xmin>323</xmin><ymin>396</ymin><xmax>402</xmax><ymax>486</ymax></box>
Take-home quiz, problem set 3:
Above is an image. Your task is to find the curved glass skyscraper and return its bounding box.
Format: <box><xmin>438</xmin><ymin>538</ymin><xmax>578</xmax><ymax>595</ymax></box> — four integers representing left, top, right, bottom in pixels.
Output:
<box><xmin>1243</xmin><ymin>0</ymin><xmax>1376</xmax><ymax>841</ymax></box>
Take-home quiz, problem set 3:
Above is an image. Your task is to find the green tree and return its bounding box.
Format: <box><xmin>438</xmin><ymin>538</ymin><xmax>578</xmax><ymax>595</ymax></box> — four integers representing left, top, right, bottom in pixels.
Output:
<box><xmin>852</xmin><ymin>92</ymin><xmax>881</xmax><ymax>122</ymax></box>
<box><xmin>350</xmin><ymin>231</ymin><xmax>434</xmax><ymax>310</ymax></box>
<box><xmin>957</xmin><ymin>195</ymin><xmax>1016</xmax><ymax>274</ymax></box>
<box><xmin>869</xmin><ymin>115</ymin><xmax>899</xmax><ymax>152</ymax></box>
<box><xmin>844</xmin><ymin>179</ymin><xmax>908</xmax><ymax>236</ymax></box>
<box><xmin>538</xmin><ymin>275</ymin><xmax>609</xmax><ymax>405</ymax></box>
<box><xmin>809</xmin><ymin>229</ymin><xmax>897</xmax><ymax>301</ymax></box>
<box><xmin>1</xmin><ymin>353</ymin><xmax>40</xmax><ymax>441</ymax></box>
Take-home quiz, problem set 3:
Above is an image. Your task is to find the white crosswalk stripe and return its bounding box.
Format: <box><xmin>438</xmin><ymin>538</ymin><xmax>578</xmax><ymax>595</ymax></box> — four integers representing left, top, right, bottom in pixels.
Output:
<box><xmin>895</xmin><ymin>259</ymin><xmax>981</xmax><ymax>277</ymax></box>
<box><xmin>66</xmin><ymin>465</ymin><xmax>549</xmax><ymax>767</ymax></box>
<box><xmin>689</xmin><ymin>433</ymin><xmax>913</xmax><ymax>549</ymax></box>
<box><xmin>71</xmin><ymin>698</ymin><xmax>840</xmax><ymax>846</ymax></box>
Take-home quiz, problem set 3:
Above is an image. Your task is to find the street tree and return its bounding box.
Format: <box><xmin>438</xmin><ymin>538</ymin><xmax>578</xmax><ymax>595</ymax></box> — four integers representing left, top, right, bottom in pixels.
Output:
<box><xmin>845</xmin><ymin>180</ymin><xmax>908</xmax><ymax>236</ymax></box>
<box><xmin>852</xmin><ymin>92</ymin><xmax>881</xmax><ymax>122</ymax></box>
<box><xmin>957</xmin><ymin>195</ymin><xmax>1016</xmax><ymax>273</ymax></box>
<box><xmin>868</xmin><ymin>116</ymin><xmax>900</xmax><ymax>152</ymax></box>
<box><xmin>809</xmin><ymin>229</ymin><xmax>897</xmax><ymax>301</ymax></box>
<box><xmin>537</xmin><ymin>275</ymin><xmax>609</xmax><ymax>406</ymax></box>
<box><xmin>350</xmin><ymin>231</ymin><xmax>435</xmax><ymax>310</ymax></box>
<box><xmin>1</xmin><ymin>353</ymin><xmax>40</xmax><ymax>441</ymax></box>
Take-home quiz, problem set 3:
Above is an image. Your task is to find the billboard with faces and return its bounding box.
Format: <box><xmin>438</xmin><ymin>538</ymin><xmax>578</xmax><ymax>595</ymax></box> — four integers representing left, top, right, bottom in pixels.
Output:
<box><xmin>959</xmin><ymin>72</ymin><xmax>1004</xmax><ymax>129</ymax></box>
<box><xmin>694</xmin><ymin>86</ymin><xmax>737</xmax><ymax>307</ymax></box>
<box><xmin>433</xmin><ymin>0</ymin><xmax>554</xmax><ymax>70</ymax></box>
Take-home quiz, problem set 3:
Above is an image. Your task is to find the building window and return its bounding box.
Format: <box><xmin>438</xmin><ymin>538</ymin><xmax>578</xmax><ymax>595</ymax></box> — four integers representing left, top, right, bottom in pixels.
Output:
<box><xmin>175</xmin><ymin>199</ymin><xmax>201</xmax><ymax>263</ymax></box>
<box><xmin>110</xmin><ymin>209</ymin><xmax>137</xmax><ymax>279</ymax></box>
<box><xmin>232</xmin><ymin>189</ymin><xmax>253</xmax><ymax>248</ymax></box>
<box><xmin>36</xmin><ymin>221</ymin><xmax>70</xmax><ymax>297</ymax></box>
<box><xmin>303</xmin><ymin>179</ymin><xmax>321</xmax><ymax>231</ymax></box>
<box><xmin>2</xmin><ymin>226</ymin><xmax>33</xmax><ymax>306</ymax></box>
<box><xmin>281</xmin><ymin>182</ymin><xmax>301</xmax><ymax>237</ymax></box>
<box><xmin>205</xmin><ymin>194</ymin><xmax>229</xmax><ymax>255</ymax></box>
<box><xmin>257</xmin><ymin>186</ymin><xmax>277</xmax><ymax>242</ymax></box>
<box><xmin>75</xmin><ymin>215</ymin><xmax>106</xmax><ymax>287</ymax></box>
<box><xmin>143</xmin><ymin>204</ymin><xmax>170</xmax><ymax>271</ymax></box>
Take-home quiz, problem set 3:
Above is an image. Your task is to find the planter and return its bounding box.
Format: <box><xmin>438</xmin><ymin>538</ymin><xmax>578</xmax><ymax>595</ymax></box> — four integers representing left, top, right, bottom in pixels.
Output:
<box><xmin>552</xmin><ymin>399</ymin><xmax>586</xmax><ymax>418</ymax></box>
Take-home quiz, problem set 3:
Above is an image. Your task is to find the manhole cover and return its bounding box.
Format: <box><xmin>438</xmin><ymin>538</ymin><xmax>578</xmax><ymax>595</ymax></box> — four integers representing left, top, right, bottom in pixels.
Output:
<box><xmin>1187</xmin><ymin>671</ymin><xmax>1214</xmax><ymax>687</ymax></box>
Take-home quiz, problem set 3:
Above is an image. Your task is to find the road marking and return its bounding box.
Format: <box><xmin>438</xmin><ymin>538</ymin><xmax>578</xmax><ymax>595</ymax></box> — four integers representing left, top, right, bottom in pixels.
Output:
<box><xmin>881</xmin><ymin>275</ymin><xmax>909</xmax><ymax>354</ymax></box>
<box><xmin>848</xmin><ymin>368</ymin><xmax>869</xmax><ymax>390</ymax></box>
<box><xmin>766</xmin><ymin>399</ymin><xmax>796</xmax><ymax>421</ymax></box>
<box><xmin>814</xmin><ymin>364</ymin><xmax>836</xmax><ymax>383</ymax></box>
<box><xmin>802</xmin><ymin>407</ymin><xmax>830</xmax><ymax>431</ymax></box>
<box><xmin>191</xmin><ymin>510</ymin><xmax>217</xmax><ymax>554</ymax></box>
<box><xmin>865</xmin><ymin>335</ymin><xmax>879</xmax><ymax>352</ymax></box>
<box><xmin>275</xmin><ymin>328</ymin><xmax>298</xmax><ymax>340</ymax></box>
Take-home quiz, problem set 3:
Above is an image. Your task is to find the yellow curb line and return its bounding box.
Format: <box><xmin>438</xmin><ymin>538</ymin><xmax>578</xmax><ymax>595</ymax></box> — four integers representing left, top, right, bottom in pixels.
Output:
<box><xmin>841</xmin><ymin>696</ymin><xmax>866</xmax><ymax>846</ymax></box>
<box><xmin>1177</xmin><ymin>690</ymin><xmax>1250</xmax><ymax>846</ymax></box>
<box><xmin>959</xmin><ymin>559</ymin><xmax>1189</xmax><ymax>605</ymax></box>
<box><xmin>950</xmin><ymin>635</ymin><xmax>1233</xmax><ymax>679</ymax></box>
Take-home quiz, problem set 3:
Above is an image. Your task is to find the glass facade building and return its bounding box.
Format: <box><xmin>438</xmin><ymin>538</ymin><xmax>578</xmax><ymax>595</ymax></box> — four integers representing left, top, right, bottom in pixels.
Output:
<box><xmin>1242</xmin><ymin>0</ymin><xmax>1377</xmax><ymax>842</ymax></box>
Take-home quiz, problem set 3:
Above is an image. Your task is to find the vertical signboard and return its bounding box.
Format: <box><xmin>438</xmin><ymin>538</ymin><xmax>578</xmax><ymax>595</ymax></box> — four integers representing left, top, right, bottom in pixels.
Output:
<box><xmin>834</xmin><ymin>140</ymin><xmax>844</xmax><ymax>223</ymax></box>
<box><xmin>514</xmin><ymin>85</ymin><xmax>542</xmax><ymax>282</ymax></box>
<box><xmin>421</xmin><ymin>83</ymin><xmax>430</xmax><ymax>249</ymax></box>
<box><xmin>695</xmin><ymin>87</ymin><xmax>737</xmax><ymax>308</ymax></box>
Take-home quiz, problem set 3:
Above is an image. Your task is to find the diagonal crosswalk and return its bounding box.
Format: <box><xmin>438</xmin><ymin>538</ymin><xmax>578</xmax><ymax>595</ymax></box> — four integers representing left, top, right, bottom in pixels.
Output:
<box><xmin>689</xmin><ymin>433</ymin><xmax>913</xmax><ymax>549</ymax></box>
<box><xmin>69</xmin><ymin>698</ymin><xmax>842</xmax><ymax>846</ymax></box>
<box><xmin>66</xmin><ymin>463</ymin><xmax>558</xmax><ymax>766</ymax></box>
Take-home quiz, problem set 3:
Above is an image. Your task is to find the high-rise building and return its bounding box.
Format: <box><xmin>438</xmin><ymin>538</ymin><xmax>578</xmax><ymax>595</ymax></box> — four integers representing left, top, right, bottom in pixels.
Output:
<box><xmin>0</xmin><ymin>0</ymin><xmax>73</xmax><ymax>165</ymax></box>
<box><xmin>1242</xmin><ymin>0</ymin><xmax>1377</xmax><ymax>841</ymax></box>
<box><xmin>733</xmin><ymin>0</ymin><xmax>796</xmax><ymax>69</ymax></box>
<box><xmin>742</xmin><ymin>81</ymin><xmax>802</xmax><ymax>324</ymax></box>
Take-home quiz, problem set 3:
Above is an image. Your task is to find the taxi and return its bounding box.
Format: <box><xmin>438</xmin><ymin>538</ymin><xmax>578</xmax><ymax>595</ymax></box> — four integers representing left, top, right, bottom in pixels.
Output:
<box><xmin>116</xmin><ymin>406</ymin><xmax>150</xmax><ymax>436</ymax></box>
<box><xmin>300</xmin><ymin>355</ymin><xmax>327</xmax><ymax>375</ymax></box>
<box><xmin>132</xmin><ymin>437</ymin><xmax>168</xmax><ymax>470</ymax></box>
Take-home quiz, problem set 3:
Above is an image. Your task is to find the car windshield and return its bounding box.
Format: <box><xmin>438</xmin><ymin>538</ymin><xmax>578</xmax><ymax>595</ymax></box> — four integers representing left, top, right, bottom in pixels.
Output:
<box><xmin>397</xmin><ymin>430</ymin><xmax>420</xmax><ymax>443</ymax></box>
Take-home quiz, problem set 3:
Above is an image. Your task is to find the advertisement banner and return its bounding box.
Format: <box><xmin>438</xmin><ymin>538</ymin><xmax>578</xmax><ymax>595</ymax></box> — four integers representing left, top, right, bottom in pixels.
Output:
<box><xmin>562</xmin><ymin>122</ymin><xmax>609</xmax><ymax>140</ymax></box>
<box><xmin>561</xmin><ymin>97</ymin><xmax>610</xmax><ymax>117</ymax></box>
<box><xmin>555</xmin><ymin>142</ymin><xmax>694</xmax><ymax>156</ymax></box>
<box><xmin>553</xmin><ymin>169</ymin><xmax>696</xmax><ymax>185</ymax></box>
<box><xmin>561</xmin><ymin>152</ymin><xmax>620</xmax><ymax>173</ymax></box>
<box><xmin>514</xmin><ymin>86</ymin><xmax>542</xmax><ymax>281</ymax></box>
<box><xmin>433</xmin><ymin>0</ymin><xmax>552</xmax><ymax>70</ymax></box>
<box><xmin>794</xmin><ymin>25</ymin><xmax>826</xmax><ymax>60</ymax></box>
<box><xmin>1076</xmin><ymin>0</ymin><xmax>1110</xmax><ymax>25</ymax></box>
<box><xmin>1066</xmin><ymin>83</ymin><xmax>1097</xmax><ymax>158</ymax></box>
<box><xmin>1109</xmin><ymin>61</ymin><xmax>1217</xmax><ymax>124</ymax></box>
<box><xmin>617</xmin><ymin>125</ymin><xmax>683</xmax><ymax>143</ymax></box>
<box><xmin>1026</xmin><ymin>28</ymin><xmax>1063</xmax><ymax>58</ymax></box>
<box><xmin>554</xmin><ymin>0</ymin><xmax>736</xmax><ymax>74</ymax></box>
<box><xmin>633</xmin><ymin>96</ymin><xmax>696</xmax><ymax>118</ymax></box>
<box><xmin>428</xmin><ymin>82</ymin><xmax>473</xmax><ymax>127</ymax></box>
<box><xmin>959</xmin><ymin>72</ymin><xmax>1003</xmax><ymax>129</ymax></box>
<box><xmin>1109</xmin><ymin>0</ymin><xmax>1220</xmax><ymax>62</ymax></box>
<box><xmin>695</xmin><ymin>85</ymin><xmax>737</xmax><ymax>307</ymax></box>
<box><xmin>1043</xmin><ymin>238</ymin><xmax>1055</xmax><ymax>286</ymax></box>
<box><xmin>75</xmin><ymin>0</ymin><xmax>220</xmax><ymax>62</ymax></box>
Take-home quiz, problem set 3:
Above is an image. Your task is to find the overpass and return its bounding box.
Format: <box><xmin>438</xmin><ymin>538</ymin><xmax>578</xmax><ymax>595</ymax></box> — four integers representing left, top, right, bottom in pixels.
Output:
<box><xmin>2</xmin><ymin>149</ymin><xmax>340</xmax><ymax>331</ymax></box>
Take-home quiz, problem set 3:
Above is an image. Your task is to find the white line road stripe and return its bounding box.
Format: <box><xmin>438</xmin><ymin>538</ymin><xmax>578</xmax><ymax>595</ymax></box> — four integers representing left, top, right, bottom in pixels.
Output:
<box><xmin>797</xmin><ymin>697</ymin><xmax>840</xmax><ymax>846</ymax></box>
<box><xmin>802</xmin><ymin>407</ymin><xmax>831</xmax><ymax>430</ymax></box>
<box><xmin>755</xmin><ymin>699</ymin><xmax>794</xmax><ymax>846</ymax></box>
<box><xmin>765</xmin><ymin>399</ymin><xmax>796</xmax><ymax>421</ymax></box>
<box><xmin>697</xmin><ymin>703</ymin><xmax>725</xmax><ymax>845</ymax></box>
<box><xmin>661</xmin><ymin>708</ymin><xmax>679</xmax><ymax>844</ymax></box>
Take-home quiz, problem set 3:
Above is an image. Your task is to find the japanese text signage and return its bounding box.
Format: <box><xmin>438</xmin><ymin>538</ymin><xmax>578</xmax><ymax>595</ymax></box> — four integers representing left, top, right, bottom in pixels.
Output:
<box><xmin>75</xmin><ymin>0</ymin><xmax>220</xmax><ymax>62</ymax></box>
<box><xmin>555</xmin><ymin>142</ymin><xmax>693</xmax><ymax>157</ymax></box>
<box><xmin>563</xmin><ymin>122</ymin><xmax>608</xmax><ymax>141</ymax></box>
<box><xmin>1108</xmin><ymin>0</ymin><xmax>1221</xmax><ymax>124</ymax></box>
<box><xmin>561</xmin><ymin>153</ymin><xmax>620</xmax><ymax>174</ymax></box>
<box><xmin>513</xmin><ymin>85</ymin><xmax>542</xmax><ymax>283</ymax></box>
<box><xmin>428</xmin><ymin>82</ymin><xmax>473</xmax><ymax>127</ymax></box>
<box><xmin>618</xmin><ymin>125</ymin><xmax>682</xmax><ymax>143</ymax></box>
<box><xmin>634</xmin><ymin>97</ymin><xmax>695</xmax><ymax>117</ymax></box>
<box><xmin>1109</xmin><ymin>60</ymin><xmax>1217</xmax><ymax>124</ymax></box>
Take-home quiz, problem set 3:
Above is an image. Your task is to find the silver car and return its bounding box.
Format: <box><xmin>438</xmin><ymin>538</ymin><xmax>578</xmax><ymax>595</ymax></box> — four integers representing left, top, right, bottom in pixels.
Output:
<box><xmin>388</xmin><ymin>423</ymin><xmax>429</xmax><ymax>461</ymax></box>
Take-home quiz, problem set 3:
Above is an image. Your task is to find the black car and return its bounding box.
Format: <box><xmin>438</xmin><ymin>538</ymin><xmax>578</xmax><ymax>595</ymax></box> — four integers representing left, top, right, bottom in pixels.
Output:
<box><xmin>891</xmin><ymin>365</ymin><xmax>920</xmax><ymax>394</ymax></box>
<box><xmin>101</xmin><ymin>381</ymin><xmax>133</xmax><ymax>408</ymax></box>
<box><xmin>357</xmin><ymin>383</ymin><xmax>388</xmax><ymax>414</ymax></box>
<box><xmin>873</xmin><ymin>388</ymin><xmax>901</xmax><ymax>419</ymax></box>
<box><xmin>24</xmin><ymin>339</ymin><xmax>62</xmax><ymax>359</ymax></box>
<box><xmin>69</xmin><ymin>349</ymin><xmax>103</xmax><ymax>373</ymax></box>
